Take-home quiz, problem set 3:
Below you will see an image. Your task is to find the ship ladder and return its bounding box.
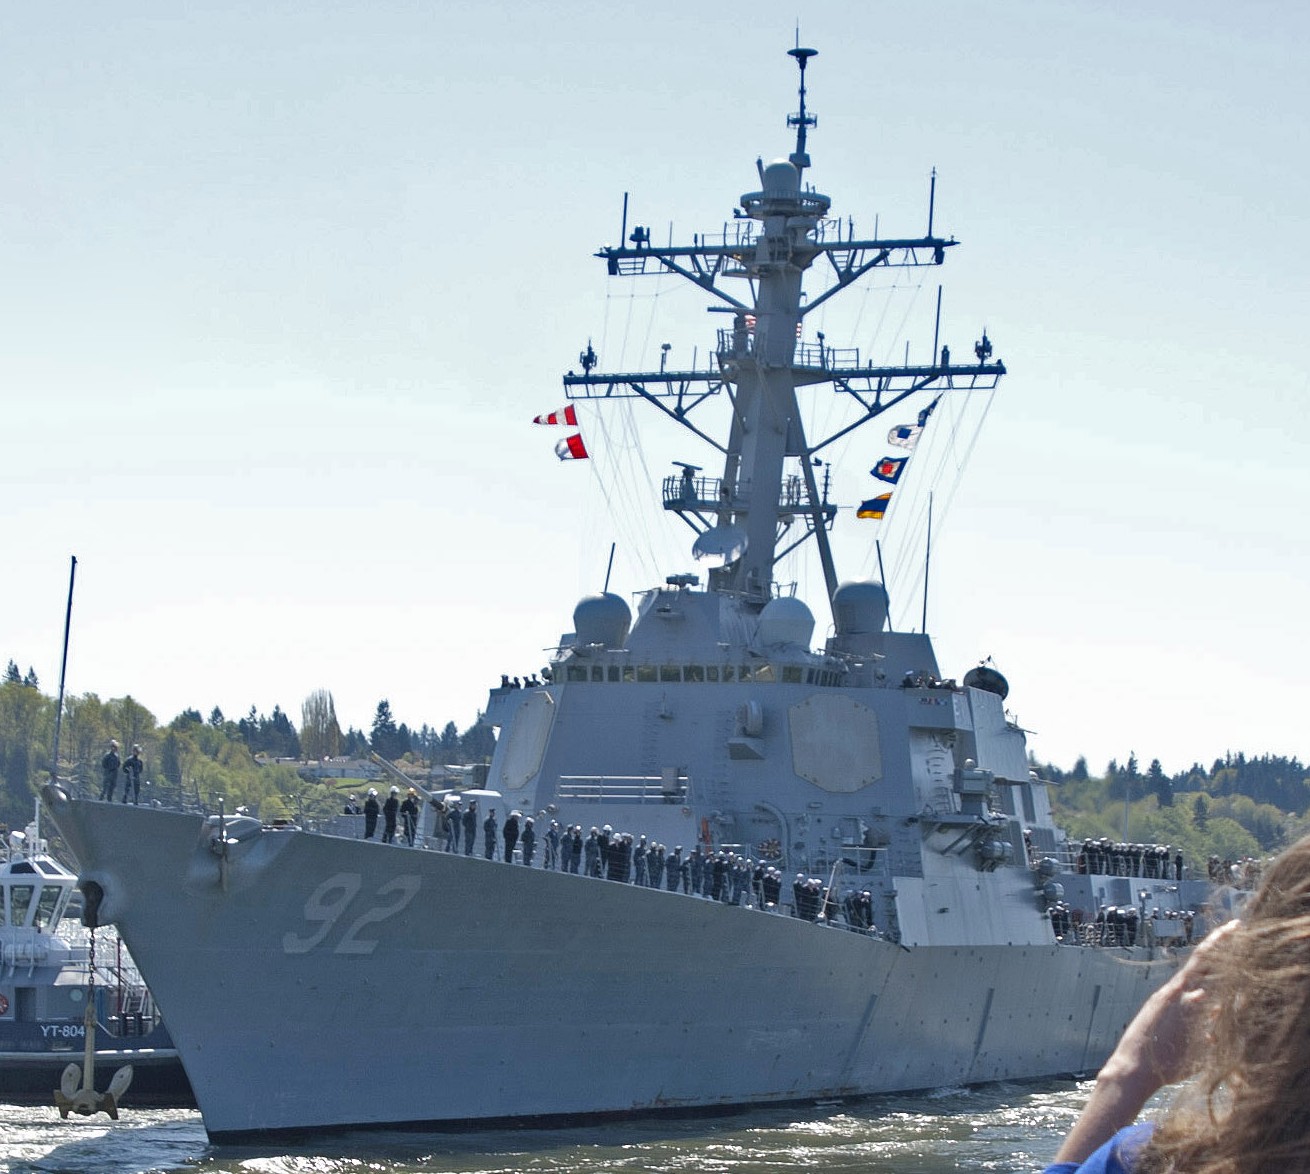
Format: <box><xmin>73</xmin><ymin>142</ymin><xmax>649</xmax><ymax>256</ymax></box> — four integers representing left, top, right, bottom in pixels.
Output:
<box><xmin>53</xmin><ymin>919</ymin><xmax>133</xmax><ymax>1119</ymax></box>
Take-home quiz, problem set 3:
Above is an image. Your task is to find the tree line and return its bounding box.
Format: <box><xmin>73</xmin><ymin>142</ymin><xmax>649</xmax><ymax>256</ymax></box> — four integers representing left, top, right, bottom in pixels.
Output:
<box><xmin>0</xmin><ymin>669</ymin><xmax>492</xmax><ymax>832</ymax></box>
<box><xmin>1036</xmin><ymin>750</ymin><xmax>1310</xmax><ymax>867</ymax></box>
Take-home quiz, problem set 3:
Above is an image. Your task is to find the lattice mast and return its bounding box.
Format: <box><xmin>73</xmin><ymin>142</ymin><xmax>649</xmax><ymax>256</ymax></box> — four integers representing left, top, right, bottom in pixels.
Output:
<box><xmin>564</xmin><ymin>48</ymin><xmax>1005</xmax><ymax>611</ymax></box>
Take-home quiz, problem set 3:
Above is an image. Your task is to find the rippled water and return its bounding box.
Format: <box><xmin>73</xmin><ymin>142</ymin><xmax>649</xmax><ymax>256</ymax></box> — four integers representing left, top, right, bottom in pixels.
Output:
<box><xmin>0</xmin><ymin>1082</ymin><xmax>1092</xmax><ymax>1173</ymax></box>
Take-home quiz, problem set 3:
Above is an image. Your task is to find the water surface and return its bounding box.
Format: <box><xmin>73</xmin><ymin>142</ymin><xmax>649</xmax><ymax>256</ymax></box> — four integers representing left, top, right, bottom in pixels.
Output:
<box><xmin>0</xmin><ymin>1082</ymin><xmax>1092</xmax><ymax>1173</ymax></box>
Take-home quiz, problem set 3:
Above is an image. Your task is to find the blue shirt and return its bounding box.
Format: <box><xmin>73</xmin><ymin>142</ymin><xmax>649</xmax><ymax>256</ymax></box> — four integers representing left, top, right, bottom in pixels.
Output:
<box><xmin>1043</xmin><ymin>1122</ymin><xmax>1153</xmax><ymax>1174</ymax></box>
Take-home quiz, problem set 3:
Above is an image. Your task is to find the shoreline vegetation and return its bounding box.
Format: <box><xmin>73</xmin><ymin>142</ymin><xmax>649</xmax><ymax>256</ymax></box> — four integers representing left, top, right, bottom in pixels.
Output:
<box><xmin>2</xmin><ymin>666</ymin><xmax>1305</xmax><ymax>864</ymax></box>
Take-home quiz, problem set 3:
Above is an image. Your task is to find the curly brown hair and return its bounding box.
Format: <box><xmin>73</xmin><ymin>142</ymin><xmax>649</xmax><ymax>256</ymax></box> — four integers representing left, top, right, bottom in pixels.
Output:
<box><xmin>1139</xmin><ymin>831</ymin><xmax>1310</xmax><ymax>1173</ymax></box>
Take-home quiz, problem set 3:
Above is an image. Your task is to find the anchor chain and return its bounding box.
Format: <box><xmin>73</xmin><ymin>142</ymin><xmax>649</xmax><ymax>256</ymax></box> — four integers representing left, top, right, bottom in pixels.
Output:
<box><xmin>54</xmin><ymin>902</ymin><xmax>133</xmax><ymax>1118</ymax></box>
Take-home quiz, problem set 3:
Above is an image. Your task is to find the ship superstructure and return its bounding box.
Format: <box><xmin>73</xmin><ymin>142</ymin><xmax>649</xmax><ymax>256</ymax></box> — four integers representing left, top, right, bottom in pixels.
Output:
<box><xmin>42</xmin><ymin>50</ymin><xmax>1222</xmax><ymax>1142</ymax></box>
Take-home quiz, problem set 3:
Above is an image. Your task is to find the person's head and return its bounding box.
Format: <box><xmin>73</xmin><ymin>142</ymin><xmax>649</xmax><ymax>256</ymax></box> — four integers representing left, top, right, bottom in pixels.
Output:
<box><xmin>110</xmin><ymin>739</ymin><xmax>119</xmax><ymax>749</ymax></box>
<box><xmin>131</xmin><ymin>744</ymin><xmax>141</xmax><ymax>754</ymax></box>
<box><xmin>1144</xmin><ymin>832</ymin><xmax>1310</xmax><ymax>1173</ymax></box>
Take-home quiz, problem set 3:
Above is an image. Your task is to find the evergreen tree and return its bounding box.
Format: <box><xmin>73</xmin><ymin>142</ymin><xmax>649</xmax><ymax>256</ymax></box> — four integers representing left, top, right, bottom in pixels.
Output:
<box><xmin>209</xmin><ymin>706</ymin><xmax>225</xmax><ymax>728</ymax></box>
<box><xmin>459</xmin><ymin>715</ymin><xmax>495</xmax><ymax>762</ymax></box>
<box><xmin>22</xmin><ymin>667</ymin><xmax>39</xmax><ymax>689</ymax></box>
<box><xmin>370</xmin><ymin>701</ymin><xmax>399</xmax><ymax>759</ymax></box>
<box><xmin>4</xmin><ymin>661</ymin><xmax>20</xmax><ymax>685</ymax></box>
<box><xmin>1148</xmin><ymin>758</ymin><xmax>1172</xmax><ymax>806</ymax></box>
<box><xmin>439</xmin><ymin>721</ymin><xmax>460</xmax><ymax>762</ymax></box>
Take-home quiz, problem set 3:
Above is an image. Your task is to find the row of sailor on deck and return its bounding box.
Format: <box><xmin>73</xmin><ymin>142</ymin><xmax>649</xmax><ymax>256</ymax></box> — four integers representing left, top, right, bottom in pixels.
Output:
<box><xmin>365</xmin><ymin>794</ymin><xmax>888</xmax><ymax>932</ymax></box>
<box><xmin>1075</xmin><ymin>839</ymin><xmax>1184</xmax><ymax>880</ymax></box>
<box><xmin>1048</xmin><ymin>901</ymin><xmax>1199</xmax><ymax>947</ymax></box>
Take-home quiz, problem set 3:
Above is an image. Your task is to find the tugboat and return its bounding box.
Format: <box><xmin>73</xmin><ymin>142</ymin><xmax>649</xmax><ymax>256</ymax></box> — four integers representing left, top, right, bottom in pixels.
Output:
<box><xmin>43</xmin><ymin>49</ymin><xmax>1224</xmax><ymax>1141</ymax></box>
<box><xmin>0</xmin><ymin>806</ymin><xmax>193</xmax><ymax>1107</ymax></box>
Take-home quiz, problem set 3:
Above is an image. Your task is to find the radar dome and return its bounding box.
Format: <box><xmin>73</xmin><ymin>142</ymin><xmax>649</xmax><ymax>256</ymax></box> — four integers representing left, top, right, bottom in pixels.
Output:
<box><xmin>963</xmin><ymin>664</ymin><xmax>1009</xmax><ymax>700</ymax></box>
<box><xmin>832</xmin><ymin>581</ymin><xmax>889</xmax><ymax>637</ymax></box>
<box><xmin>572</xmin><ymin>593</ymin><xmax>631</xmax><ymax>650</ymax></box>
<box><xmin>757</xmin><ymin>597</ymin><xmax>815</xmax><ymax>649</ymax></box>
<box><xmin>762</xmin><ymin>160</ymin><xmax>800</xmax><ymax>194</ymax></box>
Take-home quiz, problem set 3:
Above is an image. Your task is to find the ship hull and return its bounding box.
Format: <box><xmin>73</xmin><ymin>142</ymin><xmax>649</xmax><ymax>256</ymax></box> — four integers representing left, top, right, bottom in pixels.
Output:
<box><xmin>45</xmin><ymin>790</ymin><xmax>1175</xmax><ymax>1141</ymax></box>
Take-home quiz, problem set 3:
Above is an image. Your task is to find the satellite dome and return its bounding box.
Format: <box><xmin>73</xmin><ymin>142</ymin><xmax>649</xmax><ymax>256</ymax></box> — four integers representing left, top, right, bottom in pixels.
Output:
<box><xmin>762</xmin><ymin>160</ymin><xmax>799</xmax><ymax>194</ymax></box>
<box><xmin>572</xmin><ymin>593</ymin><xmax>631</xmax><ymax>650</ymax></box>
<box><xmin>831</xmin><ymin>581</ymin><xmax>889</xmax><ymax>637</ymax></box>
<box><xmin>963</xmin><ymin>663</ymin><xmax>1009</xmax><ymax>700</ymax></box>
<box><xmin>757</xmin><ymin>596</ymin><xmax>815</xmax><ymax>648</ymax></box>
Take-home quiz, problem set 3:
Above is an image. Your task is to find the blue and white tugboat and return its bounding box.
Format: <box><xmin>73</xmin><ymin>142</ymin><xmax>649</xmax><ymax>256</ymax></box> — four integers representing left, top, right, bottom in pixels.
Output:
<box><xmin>0</xmin><ymin>806</ymin><xmax>192</xmax><ymax>1108</ymax></box>
<box><xmin>43</xmin><ymin>49</ymin><xmax>1224</xmax><ymax>1141</ymax></box>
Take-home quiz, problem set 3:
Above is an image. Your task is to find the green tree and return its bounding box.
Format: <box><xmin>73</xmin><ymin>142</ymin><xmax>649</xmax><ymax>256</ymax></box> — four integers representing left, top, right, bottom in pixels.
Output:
<box><xmin>300</xmin><ymin>689</ymin><xmax>342</xmax><ymax>760</ymax></box>
<box><xmin>370</xmin><ymin>701</ymin><xmax>399</xmax><ymax>759</ymax></box>
<box><xmin>0</xmin><ymin>679</ymin><xmax>54</xmax><ymax>823</ymax></box>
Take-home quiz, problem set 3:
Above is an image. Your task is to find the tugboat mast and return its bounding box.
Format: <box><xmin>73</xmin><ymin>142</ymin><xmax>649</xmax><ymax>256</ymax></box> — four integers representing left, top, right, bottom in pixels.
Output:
<box><xmin>565</xmin><ymin>49</ymin><xmax>1005</xmax><ymax>618</ymax></box>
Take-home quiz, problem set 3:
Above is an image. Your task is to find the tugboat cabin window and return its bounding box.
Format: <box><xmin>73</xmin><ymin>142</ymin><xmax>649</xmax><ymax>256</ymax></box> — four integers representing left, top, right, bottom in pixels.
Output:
<box><xmin>34</xmin><ymin>885</ymin><xmax>62</xmax><ymax>929</ymax></box>
<box><xmin>8</xmin><ymin>882</ymin><xmax>34</xmax><ymax>927</ymax></box>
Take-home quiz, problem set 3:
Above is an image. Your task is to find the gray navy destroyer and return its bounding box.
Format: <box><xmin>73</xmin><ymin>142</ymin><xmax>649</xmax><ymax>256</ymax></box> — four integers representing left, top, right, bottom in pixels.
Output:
<box><xmin>43</xmin><ymin>50</ymin><xmax>1227</xmax><ymax>1141</ymax></box>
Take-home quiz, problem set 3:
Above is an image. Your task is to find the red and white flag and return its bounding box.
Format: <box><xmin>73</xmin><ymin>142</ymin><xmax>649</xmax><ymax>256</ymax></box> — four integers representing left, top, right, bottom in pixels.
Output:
<box><xmin>554</xmin><ymin>434</ymin><xmax>589</xmax><ymax>460</ymax></box>
<box><xmin>533</xmin><ymin>405</ymin><xmax>578</xmax><ymax>426</ymax></box>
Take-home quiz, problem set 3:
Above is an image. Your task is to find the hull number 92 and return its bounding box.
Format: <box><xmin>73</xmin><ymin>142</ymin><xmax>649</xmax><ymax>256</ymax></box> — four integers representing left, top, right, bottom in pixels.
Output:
<box><xmin>282</xmin><ymin>872</ymin><xmax>421</xmax><ymax>956</ymax></box>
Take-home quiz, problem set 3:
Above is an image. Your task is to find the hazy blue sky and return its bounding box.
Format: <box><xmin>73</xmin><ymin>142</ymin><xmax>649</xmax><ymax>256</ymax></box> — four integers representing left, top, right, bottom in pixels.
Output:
<box><xmin>4</xmin><ymin>1</ymin><xmax>1306</xmax><ymax>776</ymax></box>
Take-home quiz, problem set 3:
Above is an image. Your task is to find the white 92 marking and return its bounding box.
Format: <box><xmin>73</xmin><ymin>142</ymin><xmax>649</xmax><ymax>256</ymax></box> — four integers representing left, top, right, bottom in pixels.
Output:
<box><xmin>282</xmin><ymin>872</ymin><xmax>421</xmax><ymax>956</ymax></box>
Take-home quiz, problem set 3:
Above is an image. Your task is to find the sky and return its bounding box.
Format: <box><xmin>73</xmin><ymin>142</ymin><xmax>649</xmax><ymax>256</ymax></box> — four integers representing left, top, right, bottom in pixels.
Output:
<box><xmin>3</xmin><ymin>1</ymin><xmax>1307</xmax><ymax>777</ymax></box>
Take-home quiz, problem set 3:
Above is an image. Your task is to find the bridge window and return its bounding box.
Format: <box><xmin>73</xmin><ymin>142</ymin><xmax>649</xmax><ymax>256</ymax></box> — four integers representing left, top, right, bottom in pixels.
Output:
<box><xmin>34</xmin><ymin>885</ymin><xmax>62</xmax><ymax>929</ymax></box>
<box><xmin>622</xmin><ymin>666</ymin><xmax>636</xmax><ymax>683</ymax></box>
<box><xmin>754</xmin><ymin>664</ymin><xmax>775</xmax><ymax>683</ymax></box>
<box><xmin>637</xmin><ymin>665</ymin><xmax>657</xmax><ymax>683</ymax></box>
<box><xmin>607</xmin><ymin>666</ymin><xmax>621</xmax><ymax>682</ymax></box>
<box><xmin>706</xmin><ymin>666</ymin><xmax>720</xmax><ymax>682</ymax></box>
<box><xmin>684</xmin><ymin>664</ymin><xmax>704</xmax><ymax>682</ymax></box>
<box><xmin>9</xmin><ymin>883</ymin><xmax>34</xmax><ymax>927</ymax></box>
<box><xmin>659</xmin><ymin>665</ymin><xmax>681</xmax><ymax>682</ymax></box>
<box><xmin>782</xmin><ymin>666</ymin><xmax>802</xmax><ymax>684</ymax></box>
<box><xmin>567</xmin><ymin>666</ymin><xmax>588</xmax><ymax>682</ymax></box>
<box><xmin>722</xmin><ymin>665</ymin><xmax>735</xmax><ymax>682</ymax></box>
<box><xmin>591</xmin><ymin>666</ymin><xmax>605</xmax><ymax>682</ymax></box>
